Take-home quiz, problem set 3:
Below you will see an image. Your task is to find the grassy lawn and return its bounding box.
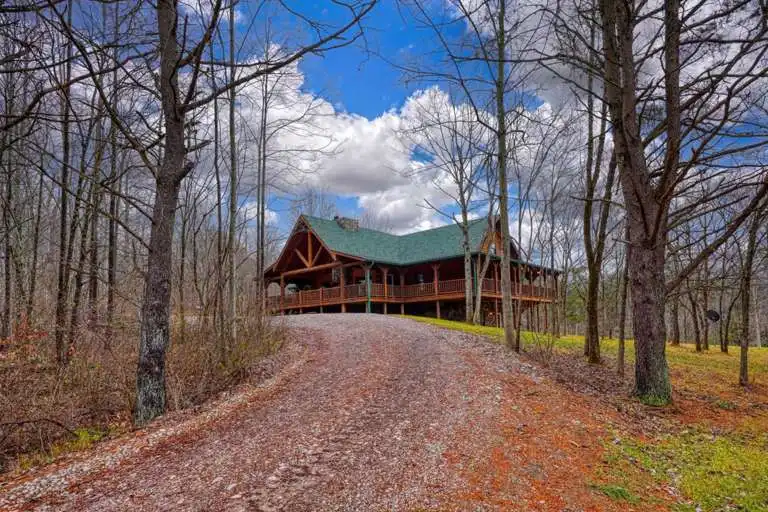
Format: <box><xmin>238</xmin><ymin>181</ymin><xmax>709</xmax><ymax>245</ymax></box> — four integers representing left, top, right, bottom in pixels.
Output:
<box><xmin>408</xmin><ymin>315</ymin><xmax>768</xmax><ymax>511</ymax></box>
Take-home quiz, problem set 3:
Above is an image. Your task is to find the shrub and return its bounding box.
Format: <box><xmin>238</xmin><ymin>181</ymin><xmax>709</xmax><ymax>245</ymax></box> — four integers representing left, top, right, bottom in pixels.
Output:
<box><xmin>0</xmin><ymin>315</ymin><xmax>283</xmax><ymax>473</ymax></box>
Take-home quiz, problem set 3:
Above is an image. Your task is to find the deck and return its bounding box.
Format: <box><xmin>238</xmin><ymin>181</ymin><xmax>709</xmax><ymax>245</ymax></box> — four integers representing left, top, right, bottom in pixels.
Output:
<box><xmin>267</xmin><ymin>278</ymin><xmax>556</xmax><ymax>311</ymax></box>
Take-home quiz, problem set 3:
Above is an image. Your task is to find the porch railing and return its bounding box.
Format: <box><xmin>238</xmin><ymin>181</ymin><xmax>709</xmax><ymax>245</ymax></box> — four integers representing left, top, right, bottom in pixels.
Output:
<box><xmin>266</xmin><ymin>277</ymin><xmax>556</xmax><ymax>309</ymax></box>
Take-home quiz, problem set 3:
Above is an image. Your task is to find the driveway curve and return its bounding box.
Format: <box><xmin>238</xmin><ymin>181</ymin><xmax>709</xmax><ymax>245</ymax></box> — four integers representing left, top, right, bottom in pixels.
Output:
<box><xmin>0</xmin><ymin>314</ymin><xmax>641</xmax><ymax>511</ymax></box>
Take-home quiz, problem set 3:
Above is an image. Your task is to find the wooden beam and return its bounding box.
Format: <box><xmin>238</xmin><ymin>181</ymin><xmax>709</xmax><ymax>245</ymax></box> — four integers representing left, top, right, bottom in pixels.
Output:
<box><xmin>294</xmin><ymin>248</ymin><xmax>310</xmax><ymax>268</ymax></box>
<box><xmin>281</xmin><ymin>261</ymin><xmax>341</xmax><ymax>277</ymax></box>
<box><xmin>307</xmin><ymin>231</ymin><xmax>313</xmax><ymax>265</ymax></box>
<box><xmin>311</xmin><ymin>244</ymin><xmax>322</xmax><ymax>266</ymax></box>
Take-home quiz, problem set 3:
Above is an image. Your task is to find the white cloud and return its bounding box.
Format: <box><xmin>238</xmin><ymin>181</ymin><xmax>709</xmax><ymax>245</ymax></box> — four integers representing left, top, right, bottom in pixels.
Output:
<box><xmin>241</xmin><ymin>200</ymin><xmax>278</xmax><ymax>225</ymax></box>
<box><xmin>189</xmin><ymin>61</ymin><xmax>483</xmax><ymax>234</ymax></box>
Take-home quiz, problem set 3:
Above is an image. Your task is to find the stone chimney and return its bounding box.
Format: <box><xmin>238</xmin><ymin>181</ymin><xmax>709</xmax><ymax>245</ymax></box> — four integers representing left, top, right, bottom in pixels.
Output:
<box><xmin>334</xmin><ymin>215</ymin><xmax>359</xmax><ymax>231</ymax></box>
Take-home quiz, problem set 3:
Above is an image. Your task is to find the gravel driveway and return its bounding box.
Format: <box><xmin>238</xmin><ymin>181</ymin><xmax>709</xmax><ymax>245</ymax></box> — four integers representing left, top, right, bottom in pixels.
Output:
<box><xmin>0</xmin><ymin>314</ymin><xmax>633</xmax><ymax>511</ymax></box>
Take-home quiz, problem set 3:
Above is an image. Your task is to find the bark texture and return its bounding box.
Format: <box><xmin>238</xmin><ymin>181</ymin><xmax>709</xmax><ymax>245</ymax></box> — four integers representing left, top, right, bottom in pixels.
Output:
<box><xmin>134</xmin><ymin>0</ymin><xmax>188</xmax><ymax>424</ymax></box>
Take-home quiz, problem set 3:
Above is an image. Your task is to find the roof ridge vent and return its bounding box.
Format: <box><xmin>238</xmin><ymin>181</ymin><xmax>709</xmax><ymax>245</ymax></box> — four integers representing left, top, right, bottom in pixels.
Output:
<box><xmin>334</xmin><ymin>215</ymin><xmax>359</xmax><ymax>232</ymax></box>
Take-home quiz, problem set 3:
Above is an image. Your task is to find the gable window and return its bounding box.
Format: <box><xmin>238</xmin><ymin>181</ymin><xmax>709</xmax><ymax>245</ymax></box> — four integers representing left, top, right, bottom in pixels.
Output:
<box><xmin>489</xmin><ymin>242</ymin><xmax>497</xmax><ymax>255</ymax></box>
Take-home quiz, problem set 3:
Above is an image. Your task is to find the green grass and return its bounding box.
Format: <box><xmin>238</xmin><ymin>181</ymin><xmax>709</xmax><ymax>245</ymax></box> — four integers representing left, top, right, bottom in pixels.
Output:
<box><xmin>609</xmin><ymin>431</ymin><xmax>768</xmax><ymax>511</ymax></box>
<box><xmin>407</xmin><ymin>315</ymin><xmax>768</xmax><ymax>511</ymax></box>
<box><xmin>404</xmin><ymin>315</ymin><xmax>582</xmax><ymax>347</ymax></box>
<box><xmin>589</xmin><ymin>483</ymin><xmax>639</xmax><ymax>504</ymax></box>
<box><xmin>404</xmin><ymin>315</ymin><xmax>768</xmax><ymax>385</ymax></box>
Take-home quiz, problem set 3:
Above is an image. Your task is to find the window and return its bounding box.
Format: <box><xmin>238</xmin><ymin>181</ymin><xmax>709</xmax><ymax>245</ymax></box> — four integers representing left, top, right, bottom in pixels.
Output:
<box><xmin>489</xmin><ymin>243</ymin><xmax>497</xmax><ymax>255</ymax></box>
<box><xmin>417</xmin><ymin>273</ymin><xmax>424</xmax><ymax>284</ymax></box>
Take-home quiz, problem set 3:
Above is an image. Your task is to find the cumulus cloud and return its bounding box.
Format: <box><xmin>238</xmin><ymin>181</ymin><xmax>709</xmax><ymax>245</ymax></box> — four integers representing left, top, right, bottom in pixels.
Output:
<box><xmin>188</xmin><ymin>59</ymin><xmax>487</xmax><ymax>234</ymax></box>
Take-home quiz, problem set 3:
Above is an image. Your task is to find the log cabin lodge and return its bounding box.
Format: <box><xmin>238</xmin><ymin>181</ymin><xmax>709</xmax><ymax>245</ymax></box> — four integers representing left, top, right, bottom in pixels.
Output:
<box><xmin>264</xmin><ymin>215</ymin><xmax>558</xmax><ymax>328</ymax></box>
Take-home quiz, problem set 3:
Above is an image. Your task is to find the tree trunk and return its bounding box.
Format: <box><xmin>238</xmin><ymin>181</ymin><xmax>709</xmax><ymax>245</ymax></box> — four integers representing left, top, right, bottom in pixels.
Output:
<box><xmin>1</xmin><ymin>140</ymin><xmax>11</xmax><ymax>340</ymax></box>
<box><xmin>178</xmin><ymin>212</ymin><xmax>187</xmax><ymax>342</ymax></box>
<box><xmin>461</xmin><ymin>216</ymin><xmax>473</xmax><ymax>324</ymax></box>
<box><xmin>135</xmin><ymin>175</ymin><xmax>182</xmax><ymax>424</ymax></box>
<box><xmin>495</xmin><ymin>0</ymin><xmax>515</xmax><ymax>351</ymax></box>
<box><xmin>27</xmin><ymin>168</ymin><xmax>44</xmax><ymax>321</ymax></box>
<box><xmin>628</xmin><ymin>238</ymin><xmax>671</xmax><ymax>402</ymax></box>
<box><xmin>474</xmin><ymin>254</ymin><xmax>493</xmax><ymax>324</ymax></box>
<box><xmin>227</xmin><ymin>6</ymin><xmax>238</xmax><ymax>347</ymax></box>
<box><xmin>88</xmin><ymin>108</ymin><xmax>106</xmax><ymax>328</ymax></box>
<box><xmin>718</xmin><ymin>254</ymin><xmax>727</xmax><ymax>352</ymax></box>
<box><xmin>256</xmin><ymin>65</ymin><xmax>269</xmax><ymax>321</ymax></box>
<box><xmin>755</xmin><ymin>284</ymin><xmax>762</xmax><ymax>348</ymax></box>
<box><xmin>688</xmin><ymin>289</ymin><xmax>701</xmax><ymax>352</ymax></box>
<box><xmin>69</xmin><ymin>188</ymin><xmax>93</xmax><ymax>353</ymax></box>
<box><xmin>601</xmin><ymin>0</ymin><xmax>673</xmax><ymax>404</ymax></box>
<box><xmin>106</xmin><ymin>166</ymin><xmax>120</xmax><ymax>341</ymax></box>
<box><xmin>105</xmin><ymin>0</ymin><xmax>120</xmax><ymax>341</ymax></box>
<box><xmin>724</xmin><ymin>292</ymin><xmax>739</xmax><ymax>354</ymax></box>
<box><xmin>701</xmin><ymin>247</ymin><xmax>710</xmax><ymax>350</ymax></box>
<box><xmin>211</xmin><ymin>44</ymin><xmax>226</xmax><ymax>355</ymax></box>
<box><xmin>585</xmin><ymin>267</ymin><xmax>600</xmax><ymax>363</ymax></box>
<box><xmin>88</xmin><ymin>172</ymin><xmax>101</xmax><ymax>328</ymax></box>
<box><xmin>739</xmin><ymin>208</ymin><xmax>763</xmax><ymax>386</ymax></box>
<box><xmin>617</xmin><ymin>223</ymin><xmax>630</xmax><ymax>376</ymax></box>
<box><xmin>55</xmin><ymin>0</ymin><xmax>74</xmax><ymax>363</ymax></box>
<box><xmin>670</xmin><ymin>294</ymin><xmax>681</xmax><ymax>345</ymax></box>
<box><xmin>581</xmin><ymin>20</ymin><xmax>613</xmax><ymax>363</ymax></box>
<box><xmin>134</xmin><ymin>0</ymin><xmax>188</xmax><ymax>425</ymax></box>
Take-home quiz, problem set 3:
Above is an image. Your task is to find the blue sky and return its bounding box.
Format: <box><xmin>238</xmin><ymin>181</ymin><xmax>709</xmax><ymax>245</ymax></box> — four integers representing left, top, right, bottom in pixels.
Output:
<box><xmin>299</xmin><ymin>2</ymin><xmax>424</xmax><ymax>118</ymax></box>
<box><xmin>249</xmin><ymin>1</ymin><xmax>455</xmax><ymax>233</ymax></box>
<box><xmin>220</xmin><ymin>1</ymin><xmax>498</xmax><ymax>236</ymax></box>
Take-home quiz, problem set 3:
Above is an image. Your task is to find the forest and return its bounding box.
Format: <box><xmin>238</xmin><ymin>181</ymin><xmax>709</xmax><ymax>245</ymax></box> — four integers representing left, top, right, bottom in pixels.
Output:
<box><xmin>0</xmin><ymin>0</ymin><xmax>767</xmax><ymax>506</ymax></box>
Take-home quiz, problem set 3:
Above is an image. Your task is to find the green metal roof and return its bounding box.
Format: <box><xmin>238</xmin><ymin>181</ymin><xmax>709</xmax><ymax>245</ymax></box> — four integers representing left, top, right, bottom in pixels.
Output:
<box><xmin>303</xmin><ymin>215</ymin><xmax>489</xmax><ymax>266</ymax></box>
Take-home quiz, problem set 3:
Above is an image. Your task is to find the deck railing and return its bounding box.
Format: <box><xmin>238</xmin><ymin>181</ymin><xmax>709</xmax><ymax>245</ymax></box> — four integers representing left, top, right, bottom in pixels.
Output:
<box><xmin>401</xmin><ymin>282</ymin><xmax>434</xmax><ymax>297</ymax></box>
<box><xmin>481</xmin><ymin>278</ymin><xmax>498</xmax><ymax>294</ymax></box>
<box><xmin>438</xmin><ymin>278</ymin><xmax>465</xmax><ymax>294</ymax></box>
<box><xmin>266</xmin><ymin>278</ymin><xmax>556</xmax><ymax>309</ymax></box>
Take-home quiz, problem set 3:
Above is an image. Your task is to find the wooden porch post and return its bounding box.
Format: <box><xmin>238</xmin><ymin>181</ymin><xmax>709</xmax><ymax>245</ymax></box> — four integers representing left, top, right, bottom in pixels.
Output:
<box><xmin>494</xmin><ymin>262</ymin><xmax>500</xmax><ymax>295</ymax></box>
<box><xmin>399</xmin><ymin>271</ymin><xmax>405</xmax><ymax>315</ymax></box>
<box><xmin>433</xmin><ymin>263</ymin><xmax>440</xmax><ymax>319</ymax></box>
<box><xmin>494</xmin><ymin>298</ymin><xmax>499</xmax><ymax>327</ymax></box>
<box><xmin>382</xmin><ymin>267</ymin><xmax>389</xmax><ymax>315</ymax></box>
<box><xmin>365</xmin><ymin>264</ymin><xmax>372</xmax><ymax>313</ymax></box>
<box><xmin>340</xmin><ymin>267</ymin><xmax>346</xmax><ymax>313</ymax></box>
<box><xmin>280</xmin><ymin>274</ymin><xmax>285</xmax><ymax>316</ymax></box>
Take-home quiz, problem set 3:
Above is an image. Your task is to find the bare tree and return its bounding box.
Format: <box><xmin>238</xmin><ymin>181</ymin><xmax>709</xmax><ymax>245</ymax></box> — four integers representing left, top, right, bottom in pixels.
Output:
<box><xmin>596</xmin><ymin>0</ymin><xmax>768</xmax><ymax>403</ymax></box>
<box><xmin>403</xmin><ymin>87</ymin><xmax>487</xmax><ymax>322</ymax></box>
<box><xmin>739</xmin><ymin>198</ymin><xmax>767</xmax><ymax>386</ymax></box>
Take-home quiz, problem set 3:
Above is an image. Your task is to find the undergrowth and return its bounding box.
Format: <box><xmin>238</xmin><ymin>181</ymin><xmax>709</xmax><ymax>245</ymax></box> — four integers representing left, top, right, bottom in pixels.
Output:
<box><xmin>0</xmin><ymin>316</ymin><xmax>284</xmax><ymax>474</ymax></box>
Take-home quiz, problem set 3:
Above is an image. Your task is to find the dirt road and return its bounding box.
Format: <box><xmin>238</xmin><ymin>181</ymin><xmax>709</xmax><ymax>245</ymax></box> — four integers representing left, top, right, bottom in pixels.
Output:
<box><xmin>0</xmin><ymin>314</ymin><xmax>644</xmax><ymax>511</ymax></box>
